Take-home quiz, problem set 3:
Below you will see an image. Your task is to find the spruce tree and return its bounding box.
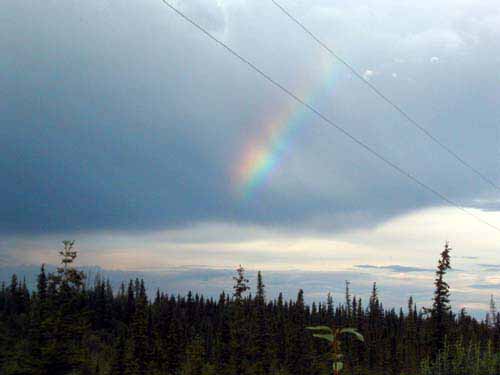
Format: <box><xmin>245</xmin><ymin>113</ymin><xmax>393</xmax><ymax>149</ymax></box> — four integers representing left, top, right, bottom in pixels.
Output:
<box><xmin>110</xmin><ymin>334</ymin><xmax>126</xmax><ymax>375</ymax></box>
<box><xmin>233</xmin><ymin>265</ymin><xmax>250</xmax><ymax>300</ymax></box>
<box><xmin>127</xmin><ymin>280</ymin><xmax>149</xmax><ymax>375</ymax></box>
<box><xmin>286</xmin><ymin>289</ymin><xmax>309</xmax><ymax>375</ymax></box>
<box><xmin>256</xmin><ymin>271</ymin><xmax>265</xmax><ymax>304</ymax></box>
<box><xmin>37</xmin><ymin>264</ymin><xmax>47</xmax><ymax>303</ymax></box>
<box><xmin>39</xmin><ymin>241</ymin><xmax>89</xmax><ymax>374</ymax></box>
<box><xmin>345</xmin><ymin>280</ymin><xmax>352</xmax><ymax>320</ymax></box>
<box><xmin>250</xmin><ymin>271</ymin><xmax>270</xmax><ymax>375</ymax></box>
<box><xmin>430</xmin><ymin>241</ymin><xmax>452</xmax><ymax>353</ymax></box>
<box><xmin>367</xmin><ymin>282</ymin><xmax>381</xmax><ymax>370</ymax></box>
<box><xmin>487</xmin><ymin>295</ymin><xmax>496</xmax><ymax>328</ymax></box>
<box><xmin>229</xmin><ymin>265</ymin><xmax>250</xmax><ymax>374</ymax></box>
<box><xmin>181</xmin><ymin>336</ymin><xmax>205</xmax><ymax>375</ymax></box>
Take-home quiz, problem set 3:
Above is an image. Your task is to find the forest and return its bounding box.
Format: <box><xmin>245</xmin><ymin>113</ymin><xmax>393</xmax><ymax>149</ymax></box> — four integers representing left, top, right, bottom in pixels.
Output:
<box><xmin>1</xmin><ymin>241</ymin><xmax>499</xmax><ymax>375</ymax></box>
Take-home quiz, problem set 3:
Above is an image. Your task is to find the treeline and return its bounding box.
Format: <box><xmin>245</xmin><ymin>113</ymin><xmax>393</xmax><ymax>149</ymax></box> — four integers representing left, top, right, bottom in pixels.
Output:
<box><xmin>0</xmin><ymin>241</ymin><xmax>500</xmax><ymax>375</ymax></box>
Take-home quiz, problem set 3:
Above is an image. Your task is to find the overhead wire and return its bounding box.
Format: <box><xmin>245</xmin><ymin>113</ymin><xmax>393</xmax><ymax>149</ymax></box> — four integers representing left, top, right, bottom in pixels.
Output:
<box><xmin>160</xmin><ymin>0</ymin><xmax>500</xmax><ymax>234</ymax></box>
<box><xmin>270</xmin><ymin>0</ymin><xmax>500</xmax><ymax>192</ymax></box>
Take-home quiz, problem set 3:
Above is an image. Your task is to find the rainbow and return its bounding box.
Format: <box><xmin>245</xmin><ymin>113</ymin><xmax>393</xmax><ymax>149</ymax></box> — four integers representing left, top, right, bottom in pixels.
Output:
<box><xmin>232</xmin><ymin>57</ymin><xmax>338</xmax><ymax>199</ymax></box>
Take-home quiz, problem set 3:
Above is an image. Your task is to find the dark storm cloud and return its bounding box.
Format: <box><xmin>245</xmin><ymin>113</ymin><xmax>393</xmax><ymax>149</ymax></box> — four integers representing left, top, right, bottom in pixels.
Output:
<box><xmin>1</xmin><ymin>0</ymin><xmax>500</xmax><ymax>235</ymax></box>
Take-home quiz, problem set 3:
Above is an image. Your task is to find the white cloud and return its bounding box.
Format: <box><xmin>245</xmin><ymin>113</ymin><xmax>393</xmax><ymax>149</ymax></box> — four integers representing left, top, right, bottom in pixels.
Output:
<box><xmin>405</xmin><ymin>29</ymin><xmax>464</xmax><ymax>51</ymax></box>
<box><xmin>6</xmin><ymin>206</ymin><xmax>500</xmax><ymax>274</ymax></box>
<box><xmin>4</xmin><ymin>205</ymin><xmax>500</xmax><ymax>313</ymax></box>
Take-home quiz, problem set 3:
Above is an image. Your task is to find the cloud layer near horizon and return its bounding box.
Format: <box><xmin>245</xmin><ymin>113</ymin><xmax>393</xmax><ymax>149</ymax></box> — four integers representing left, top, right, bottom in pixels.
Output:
<box><xmin>3</xmin><ymin>205</ymin><xmax>500</xmax><ymax>314</ymax></box>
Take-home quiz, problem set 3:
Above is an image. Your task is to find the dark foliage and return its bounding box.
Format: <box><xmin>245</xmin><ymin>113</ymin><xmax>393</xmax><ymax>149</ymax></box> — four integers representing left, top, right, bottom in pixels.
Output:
<box><xmin>0</xmin><ymin>242</ymin><xmax>499</xmax><ymax>374</ymax></box>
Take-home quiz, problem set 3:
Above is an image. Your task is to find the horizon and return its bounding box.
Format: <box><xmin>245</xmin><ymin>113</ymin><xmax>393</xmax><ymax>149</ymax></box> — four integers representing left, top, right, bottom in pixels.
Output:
<box><xmin>2</xmin><ymin>0</ymin><xmax>500</xmax><ymax>325</ymax></box>
<box><xmin>0</xmin><ymin>252</ymin><xmax>493</xmax><ymax>319</ymax></box>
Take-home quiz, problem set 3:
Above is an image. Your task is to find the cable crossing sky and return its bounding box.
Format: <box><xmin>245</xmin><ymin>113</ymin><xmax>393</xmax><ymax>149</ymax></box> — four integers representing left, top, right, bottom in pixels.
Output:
<box><xmin>271</xmin><ymin>0</ymin><xmax>500</xmax><ymax>193</ymax></box>
<box><xmin>160</xmin><ymin>0</ymin><xmax>500</xmax><ymax>234</ymax></box>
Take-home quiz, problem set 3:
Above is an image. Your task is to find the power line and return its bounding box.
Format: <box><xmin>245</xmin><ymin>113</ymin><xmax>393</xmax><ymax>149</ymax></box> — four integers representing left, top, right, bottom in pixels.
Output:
<box><xmin>271</xmin><ymin>0</ymin><xmax>500</xmax><ymax>192</ymax></box>
<box><xmin>160</xmin><ymin>0</ymin><xmax>500</xmax><ymax>234</ymax></box>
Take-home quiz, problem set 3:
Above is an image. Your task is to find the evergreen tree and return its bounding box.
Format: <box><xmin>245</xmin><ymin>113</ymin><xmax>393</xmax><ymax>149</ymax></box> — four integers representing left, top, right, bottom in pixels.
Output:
<box><xmin>429</xmin><ymin>241</ymin><xmax>452</xmax><ymax>354</ymax></box>
<box><xmin>256</xmin><ymin>271</ymin><xmax>265</xmax><ymax>304</ymax></box>
<box><xmin>37</xmin><ymin>264</ymin><xmax>48</xmax><ymax>303</ymax></box>
<box><xmin>250</xmin><ymin>271</ymin><xmax>270</xmax><ymax>375</ymax></box>
<box><xmin>38</xmin><ymin>241</ymin><xmax>90</xmax><ymax>374</ymax></box>
<box><xmin>486</xmin><ymin>295</ymin><xmax>496</xmax><ymax>328</ymax></box>
<box><xmin>126</xmin><ymin>279</ymin><xmax>149</xmax><ymax>375</ymax></box>
<box><xmin>285</xmin><ymin>289</ymin><xmax>310</xmax><ymax>375</ymax></box>
<box><xmin>367</xmin><ymin>282</ymin><xmax>381</xmax><ymax>371</ymax></box>
<box><xmin>345</xmin><ymin>280</ymin><xmax>352</xmax><ymax>320</ymax></box>
<box><xmin>229</xmin><ymin>265</ymin><xmax>250</xmax><ymax>374</ymax></box>
<box><xmin>233</xmin><ymin>264</ymin><xmax>250</xmax><ymax>300</ymax></box>
<box><xmin>110</xmin><ymin>334</ymin><xmax>126</xmax><ymax>375</ymax></box>
<box><xmin>181</xmin><ymin>336</ymin><xmax>205</xmax><ymax>375</ymax></box>
<box><xmin>1</xmin><ymin>241</ymin><xmax>498</xmax><ymax>375</ymax></box>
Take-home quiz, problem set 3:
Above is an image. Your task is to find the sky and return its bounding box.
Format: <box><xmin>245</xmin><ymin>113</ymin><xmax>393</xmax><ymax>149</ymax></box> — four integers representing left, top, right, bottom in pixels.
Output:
<box><xmin>1</xmin><ymin>0</ymin><xmax>500</xmax><ymax>314</ymax></box>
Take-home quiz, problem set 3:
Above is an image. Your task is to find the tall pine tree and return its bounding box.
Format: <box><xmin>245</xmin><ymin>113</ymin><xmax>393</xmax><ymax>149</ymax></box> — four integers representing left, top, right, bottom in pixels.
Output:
<box><xmin>429</xmin><ymin>241</ymin><xmax>452</xmax><ymax>354</ymax></box>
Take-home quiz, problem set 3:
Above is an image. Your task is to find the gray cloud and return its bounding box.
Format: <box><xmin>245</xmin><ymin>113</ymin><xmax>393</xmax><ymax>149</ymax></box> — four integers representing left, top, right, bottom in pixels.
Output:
<box><xmin>1</xmin><ymin>0</ymin><xmax>500</xmax><ymax>237</ymax></box>
<box><xmin>356</xmin><ymin>264</ymin><xmax>434</xmax><ymax>273</ymax></box>
<box><xmin>478</xmin><ymin>264</ymin><xmax>500</xmax><ymax>271</ymax></box>
<box><xmin>469</xmin><ymin>283</ymin><xmax>500</xmax><ymax>290</ymax></box>
<box><xmin>177</xmin><ymin>0</ymin><xmax>227</xmax><ymax>33</ymax></box>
